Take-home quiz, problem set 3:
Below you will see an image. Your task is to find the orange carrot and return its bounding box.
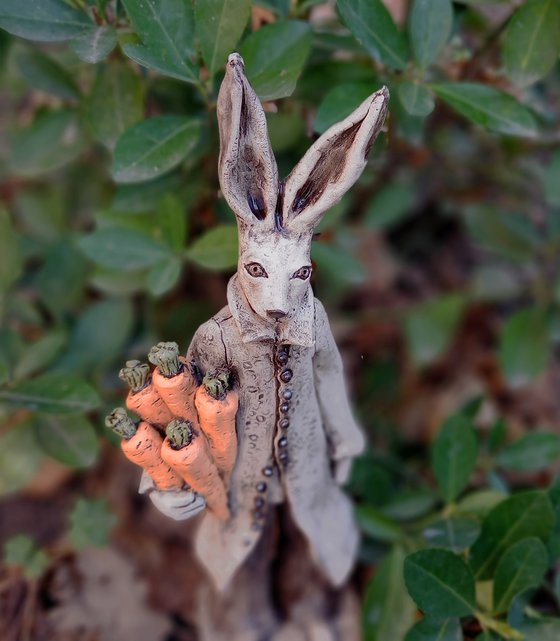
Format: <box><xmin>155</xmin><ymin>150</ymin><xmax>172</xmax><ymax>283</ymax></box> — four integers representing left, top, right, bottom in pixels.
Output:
<box><xmin>119</xmin><ymin>360</ymin><xmax>174</xmax><ymax>430</ymax></box>
<box><xmin>195</xmin><ymin>384</ymin><xmax>238</xmax><ymax>483</ymax></box>
<box><xmin>161</xmin><ymin>419</ymin><xmax>230</xmax><ymax>521</ymax></box>
<box><xmin>149</xmin><ymin>343</ymin><xmax>198</xmax><ymax>421</ymax></box>
<box><xmin>106</xmin><ymin>408</ymin><xmax>183</xmax><ymax>491</ymax></box>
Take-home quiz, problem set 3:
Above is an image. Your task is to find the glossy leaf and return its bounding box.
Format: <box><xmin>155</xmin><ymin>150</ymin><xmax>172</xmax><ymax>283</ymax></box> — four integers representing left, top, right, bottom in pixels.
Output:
<box><xmin>88</xmin><ymin>62</ymin><xmax>144</xmax><ymax>150</ymax></box>
<box><xmin>70</xmin><ymin>25</ymin><xmax>117</xmax><ymax>63</ymax></box>
<box><xmin>405</xmin><ymin>618</ymin><xmax>462</xmax><ymax>641</ymax></box>
<box><xmin>186</xmin><ymin>225</ymin><xmax>238</xmax><ymax>271</ymax></box>
<box><xmin>3</xmin><ymin>534</ymin><xmax>49</xmax><ymax>578</ymax></box>
<box><xmin>404</xmin><ymin>549</ymin><xmax>476</xmax><ymax>618</ymax></box>
<box><xmin>34</xmin><ymin>414</ymin><xmax>100</xmax><ymax>468</ymax></box>
<box><xmin>337</xmin><ymin>0</ymin><xmax>408</xmax><ymax>70</ymax></box>
<box><xmin>469</xmin><ymin>491</ymin><xmax>555</xmax><ymax>579</ymax></box>
<box><xmin>504</xmin><ymin>0</ymin><xmax>560</xmax><ymax>87</ymax></box>
<box><xmin>121</xmin><ymin>0</ymin><xmax>198</xmax><ymax>84</ymax></box>
<box><xmin>147</xmin><ymin>256</ymin><xmax>182</xmax><ymax>296</ymax></box>
<box><xmin>0</xmin><ymin>421</ymin><xmax>44</xmax><ymax>494</ymax></box>
<box><xmin>10</xmin><ymin>110</ymin><xmax>88</xmax><ymax>177</ymax></box>
<box><xmin>432</xmin><ymin>83</ymin><xmax>538</xmax><ymax>138</ymax></box>
<box><xmin>0</xmin><ymin>0</ymin><xmax>91</xmax><ymax>42</ymax></box>
<box><xmin>239</xmin><ymin>21</ymin><xmax>312</xmax><ymax>101</ymax></box>
<box><xmin>356</xmin><ymin>505</ymin><xmax>402</xmax><ymax>543</ymax></box>
<box><xmin>383</xmin><ymin>489</ymin><xmax>437</xmax><ymax>521</ymax></box>
<box><xmin>364</xmin><ymin>180</ymin><xmax>414</xmax><ymax>230</ymax></box>
<box><xmin>14</xmin><ymin>330</ymin><xmax>67</xmax><ymax>381</ymax></box>
<box><xmin>433</xmin><ymin>412</ymin><xmax>477</xmax><ymax>502</ymax></box>
<box><xmin>493</xmin><ymin>537</ymin><xmax>548</xmax><ymax>613</ymax></box>
<box><xmin>79</xmin><ymin>228</ymin><xmax>171</xmax><ymax>271</ymax></box>
<box><xmin>314</xmin><ymin>83</ymin><xmax>373</xmax><ymax>134</ymax></box>
<box><xmin>364</xmin><ymin>547</ymin><xmax>417</xmax><ymax>641</ymax></box>
<box><xmin>498</xmin><ymin>432</ymin><xmax>560</xmax><ymax>471</ymax></box>
<box><xmin>0</xmin><ymin>210</ymin><xmax>22</xmax><ymax>293</ymax></box>
<box><xmin>16</xmin><ymin>47</ymin><xmax>79</xmax><ymax>100</ymax></box>
<box><xmin>398</xmin><ymin>81</ymin><xmax>435</xmax><ymax>117</ymax></box>
<box><xmin>409</xmin><ymin>0</ymin><xmax>453</xmax><ymax>69</ymax></box>
<box><xmin>69</xmin><ymin>499</ymin><xmax>117</xmax><ymax>549</ymax></box>
<box><xmin>423</xmin><ymin>517</ymin><xmax>481</xmax><ymax>552</ymax></box>
<box><xmin>0</xmin><ymin>373</ymin><xmax>101</xmax><ymax>414</ymax></box>
<box><xmin>544</xmin><ymin>151</ymin><xmax>560</xmax><ymax>207</ymax></box>
<box><xmin>195</xmin><ymin>0</ymin><xmax>251</xmax><ymax>76</ymax></box>
<box><xmin>499</xmin><ymin>308</ymin><xmax>549</xmax><ymax>387</ymax></box>
<box><xmin>112</xmin><ymin>116</ymin><xmax>200</xmax><ymax>183</ymax></box>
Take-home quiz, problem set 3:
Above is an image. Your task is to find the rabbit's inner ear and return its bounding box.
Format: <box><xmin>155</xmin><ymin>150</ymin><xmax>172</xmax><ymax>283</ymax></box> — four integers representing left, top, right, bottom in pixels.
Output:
<box><xmin>291</xmin><ymin>121</ymin><xmax>361</xmax><ymax>216</ymax></box>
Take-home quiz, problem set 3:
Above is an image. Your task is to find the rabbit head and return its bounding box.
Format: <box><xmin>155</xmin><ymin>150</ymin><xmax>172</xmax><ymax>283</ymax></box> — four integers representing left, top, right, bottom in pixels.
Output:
<box><xmin>217</xmin><ymin>53</ymin><xmax>388</xmax><ymax>324</ymax></box>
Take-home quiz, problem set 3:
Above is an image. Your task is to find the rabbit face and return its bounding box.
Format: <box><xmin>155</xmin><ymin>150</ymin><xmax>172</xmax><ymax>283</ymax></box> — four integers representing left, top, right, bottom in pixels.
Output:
<box><xmin>237</xmin><ymin>232</ymin><xmax>312</xmax><ymax>323</ymax></box>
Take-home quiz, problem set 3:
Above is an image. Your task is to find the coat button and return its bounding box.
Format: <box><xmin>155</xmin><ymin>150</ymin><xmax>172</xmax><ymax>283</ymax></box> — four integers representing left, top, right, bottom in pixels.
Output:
<box><xmin>280</xmin><ymin>402</ymin><xmax>290</xmax><ymax>413</ymax></box>
<box><xmin>276</xmin><ymin>351</ymin><xmax>289</xmax><ymax>366</ymax></box>
<box><xmin>278</xmin><ymin>436</ymin><xmax>288</xmax><ymax>448</ymax></box>
<box><xmin>256</xmin><ymin>482</ymin><xmax>267</xmax><ymax>492</ymax></box>
<box><xmin>280</xmin><ymin>369</ymin><xmax>293</xmax><ymax>383</ymax></box>
<box><xmin>282</xmin><ymin>389</ymin><xmax>292</xmax><ymax>400</ymax></box>
<box><xmin>262</xmin><ymin>466</ymin><xmax>273</xmax><ymax>477</ymax></box>
<box><xmin>278</xmin><ymin>451</ymin><xmax>289</xmax><ymax>464</ymax></box>
<box><xmin>279</xmin><ymin>418</ymin><xmax>289</xmax><ymax>429</ymax></box>
<box><xmin>254</xmin><ymin>496</ymin><xmax>265</xmax><ymax>509</ymax></box>
<box><xmin>254</xmin><ymin>509</ymin><xmax>265</xmax><ymax>520</ymax></box>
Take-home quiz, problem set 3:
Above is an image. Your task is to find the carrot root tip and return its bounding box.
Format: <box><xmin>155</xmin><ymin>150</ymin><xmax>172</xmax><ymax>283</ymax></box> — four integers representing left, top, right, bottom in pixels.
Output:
<box><xmin>119</xmin><ymin>360</ymin><xmax>150</xmax><ymax>392</ymax></box>
<box><xmin>148</xmin><ymin>341</ymin><xmax>181</xmax><ymax>378</ymax></box>
<box><xmin>166</xmin><ymin>419</ymin><xmax>193</xmax><ymax>449</ymax></box>
<box><xmin>106</xmin><ymin>407</ymin><xmax>137</xmax><ymax>439</ymax></box>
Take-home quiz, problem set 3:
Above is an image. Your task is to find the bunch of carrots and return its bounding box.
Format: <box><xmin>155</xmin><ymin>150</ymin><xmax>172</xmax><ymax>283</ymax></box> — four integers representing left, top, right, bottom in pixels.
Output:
<box><xmin>106</xmin><ymin>342</ymin><xmax>238</xmax><ymax>522</ymax></box>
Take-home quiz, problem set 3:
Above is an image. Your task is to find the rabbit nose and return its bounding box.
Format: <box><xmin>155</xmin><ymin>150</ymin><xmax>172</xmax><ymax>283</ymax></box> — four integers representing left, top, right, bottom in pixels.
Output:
<box><xmin>266</xmin><ymin>309</ymin><xmax>288</xmax><ymax>321</ymax></box>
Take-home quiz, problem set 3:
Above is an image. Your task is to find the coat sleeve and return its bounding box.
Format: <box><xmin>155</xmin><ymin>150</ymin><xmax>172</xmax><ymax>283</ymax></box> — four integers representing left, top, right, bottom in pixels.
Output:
<box><xmin>313</xmin><ymin>300</ymin><xmax>365</xmax><ymax>470</ymax></box>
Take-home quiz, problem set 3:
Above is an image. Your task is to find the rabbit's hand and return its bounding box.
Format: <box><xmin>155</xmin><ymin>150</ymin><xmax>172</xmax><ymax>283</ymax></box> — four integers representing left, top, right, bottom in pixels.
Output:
<box><xmin>108</xmin><ymin>342</ymin><xmax>238</xmax><ymax>522</ymax></box>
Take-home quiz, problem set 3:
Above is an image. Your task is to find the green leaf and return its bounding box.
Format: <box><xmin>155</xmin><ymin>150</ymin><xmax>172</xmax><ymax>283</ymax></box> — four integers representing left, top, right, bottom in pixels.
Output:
<box><xmin>544</xmin><ymin>151</ymin><xmax>560</xmax><ymax>207</ymax></box>
<box><xmin>397</xmin><ymin>81</ymin><xmax>435</xmax><ymax>117</ymax></box>
<box><xmin>79</xmin><ymin>227</ymin><xmax>172</xmax><ymax>271</ymax></box>
<box><xmin>337</xmin><ymin>0</ymin><xmax>409</xmax><ymax>70</ymax></box>
<box><xmin>112</xmin><ymin>173</ymin><xmax>182</xmax><ymax>213</ymax></box>
<box><xmin>432</xmin><ymin>83</ymin><xmax>538</xmax><ymax>138</ymax></box>
<box><xmin>14</xmin><ymin>329</ymin><xmax>67</xmax><ymax>381</ymax></box>
<box><xmin>493</xmin><ymin>537</ymin><xmax>548</xmax><ymax>614</ymax></box>
<box><xmin>383</xmin><ymin>488</ymin><xmax>437</xmax><ymax>521</ymax></box>
<box><xmin>469</xmin><ymin>491</ymin><xmax>555</xmax><ymax>580</ymax></box>
<box><xmin>121</xmin><ymin>0</ymin><xmax>198</xmax><ymax>84</ymax></box>
<box><xmin>112</xmin><ymin>116</ymin><xmax>200</xmax><ymax>183</ymax></box>
<box><xmin>517</xmin><ymin>621</ymin><xmax>560</xmax><ymax>641</ymax></box>
<box><xmin>423</xmin><ymin>517</ymin><xmax>481</xmax><ymax>552</ymax></box>
<box><xmin>34</xmin><ymin>414</ymin><xmax>100</xmax><ymax>468</ymax></box>
<box><xmin>3</xmin><ymin>534</ymin><xmax>49</xmax><ymax>578</ymax></box>
<box><xmin>88</xmin><ymin>61</ymin><xmax>144</xmax><ymax>150</ymax></box>
<box><xmin>409</xmin><ymin>0</ymin><xmax>453</xmax><ymax>69</ymax></box>
<box><xmin>0</xmin><ymin>0</ymin><xmax>92</xmax><ymax>42</ymax></box>
<box><xmin>499</xmin><ymin>308</ymin><xmax>549</xmax><ymax>387</ymax></box>
<box><xmin>364</xmin><ymin>547</ymin><xmax>417</xmax><ymax>641</ymax></box>
<box><xmin>404</xmin><ymin>549</ymin><xmax>476</xmax><ymax>618</ymax></box>
<box><xmin>147</xmin><ymin>255</ymin><xmax>182</xmax><ymax>296</ymax></box>
<box><xmin>497</xmin><ymin>432</ymin><xmax>560</xmax><ymax>471</ymax></box>
<box><xmin>364</xmin><ymin>180</ymin><xmax>414</xmax><ymax>230</ymax></box>
<box><xmin>503</xmin><ymin>0</ymin><xmax>560</xmax><ymax>87</ymax></box>
<box><xmin>16</xmin><ymin>47</ymin><xmax>79</xmax><ymax>100</ymax></box>
<box><xmin>0</xmin><ymin>373</ymin><xmax>101</xmax><ymax>415</ymax></box>
<box><xmin>54</xmin><ymin>299</ymin><xmax>133</xmax><ymax>374</ymax></box>
<box><xmin>404</xmin><ymin>294</ymin><xmax>465</xmax><ymax>367</ymax></box>
<box><xmin>312</xmin><ymin>241</ymin><xmax>365</xmax><ymax>290</ymax></box>
<box><xmin>68</xmin><ymin>498</ymin><xmax>117</xmax><ymax>549</ymax></box>
<box><xmin>70</xmin><ymin>25</ymin><xmax>117</xmax><ymax>63</ymax></box>
<box><xmin>159</xmin><ymin>194</ymin><xmax>186</xmax><ymax>251</ymax></box>
<box><xmin>195</xmin><ymin>0</ymin><xmax>251</xmax><ymax>76</ymax></box>
<box><xmin>314</xmin><ymin>83</ymin><xmax>373</xmax><ymax>134</ymax></box>
<box><xmin>0</xmin><ymin>209</ymin><xmax>22</xmax><ymax>293</ymax></box>
<box><xmin>356</xmin><ymin>505</ymin><xmax>402</xmax><ymax>543</ymax></box>
<box><xmin>239</xmin><ymin>21</ymin><xmax>312</xmax><ymax>101</ymax></box>
<box><xmin>10</xmin><ymin>110</ymin><xmax>88</xmax><ymax>177</ymax></box>
<box><xmin>186</xmin><ymin>225</ymin><xmax>238</xmax><ymax>271</ymax></box>
<box><xmin>456</xmin><ymin>490</ymin><xmax>507</xmax><ymax>518</ymax></box>
<box><xmin>0</xmin><ymin>421</ymin><xmax>44</xmax><ymax>494</ymax></box>
<box><xmin>433</xmin><ymin>412</ymin><xmax>477</xmax><ymax>503</ymax></box>
<box><xmin>405</xmin><ymin>618</ymin><xmax>462</xmax><ymax>641</ymax></box>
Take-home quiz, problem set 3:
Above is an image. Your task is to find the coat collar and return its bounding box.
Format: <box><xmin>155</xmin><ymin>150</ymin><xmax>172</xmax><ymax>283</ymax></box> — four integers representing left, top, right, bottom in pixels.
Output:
<box><xmin>227</xmin><ymin>274</ymin><xmax>315</xmax><ymax>347</ymax></box>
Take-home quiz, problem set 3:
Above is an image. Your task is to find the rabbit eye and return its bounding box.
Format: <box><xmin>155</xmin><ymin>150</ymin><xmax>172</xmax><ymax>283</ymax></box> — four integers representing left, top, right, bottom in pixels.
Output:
<box><xmin>292</xmin><ymin>266</ymin><xmax>312</xmax><ymax>280</ymax></box>
<box><xmin>245</xmin><ymin>262</ymin><xmax>268</xmax><ymax>278</ymax></box>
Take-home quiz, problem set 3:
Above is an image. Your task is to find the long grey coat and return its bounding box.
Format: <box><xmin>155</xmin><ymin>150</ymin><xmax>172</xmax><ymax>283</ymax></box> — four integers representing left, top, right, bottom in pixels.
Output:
<box><xmin>142</xmin><ymin>274</ymin><xmax>365</xmax><ymax>591</ymax></box>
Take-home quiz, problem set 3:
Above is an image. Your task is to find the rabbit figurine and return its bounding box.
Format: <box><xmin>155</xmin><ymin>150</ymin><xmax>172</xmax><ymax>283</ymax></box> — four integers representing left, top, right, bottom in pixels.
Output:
<box><xmin>114</xmin><ymin>53</ymin><xmax>388</xmax><ymax>640</ymax></box>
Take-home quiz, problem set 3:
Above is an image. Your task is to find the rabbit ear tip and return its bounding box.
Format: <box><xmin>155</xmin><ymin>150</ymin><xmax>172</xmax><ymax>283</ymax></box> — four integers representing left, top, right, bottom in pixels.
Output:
<box><xmin>227</xmin><ymin>52</ymin><xmax>245</xmax><ymax>67</ymax></box>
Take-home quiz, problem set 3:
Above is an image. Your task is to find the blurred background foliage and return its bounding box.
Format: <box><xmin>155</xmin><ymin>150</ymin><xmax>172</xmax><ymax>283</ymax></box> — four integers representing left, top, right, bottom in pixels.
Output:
<box><xmin>1</xmin><ymin>0</ymin><xmax>560</xmax><ymax>640</ymax></box>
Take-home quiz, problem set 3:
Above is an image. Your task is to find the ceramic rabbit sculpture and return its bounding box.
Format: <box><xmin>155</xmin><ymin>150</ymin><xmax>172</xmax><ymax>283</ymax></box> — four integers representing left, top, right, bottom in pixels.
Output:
<box><xmin>112</xmin><ymin>53</ymin><xmax>388</xmax><ymax>639</ymax></box>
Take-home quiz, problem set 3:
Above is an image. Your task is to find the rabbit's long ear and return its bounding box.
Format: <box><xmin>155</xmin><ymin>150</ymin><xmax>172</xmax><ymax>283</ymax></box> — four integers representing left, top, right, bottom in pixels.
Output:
<box><xmin>282</xmin><ymin>87</ymin><xmax>389</xmax><ymax>233</ymax></box>
<box><xmin>217</xmin><ymin>53</ymin><xmax>278</xmax><ymax>228</ymax></box>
